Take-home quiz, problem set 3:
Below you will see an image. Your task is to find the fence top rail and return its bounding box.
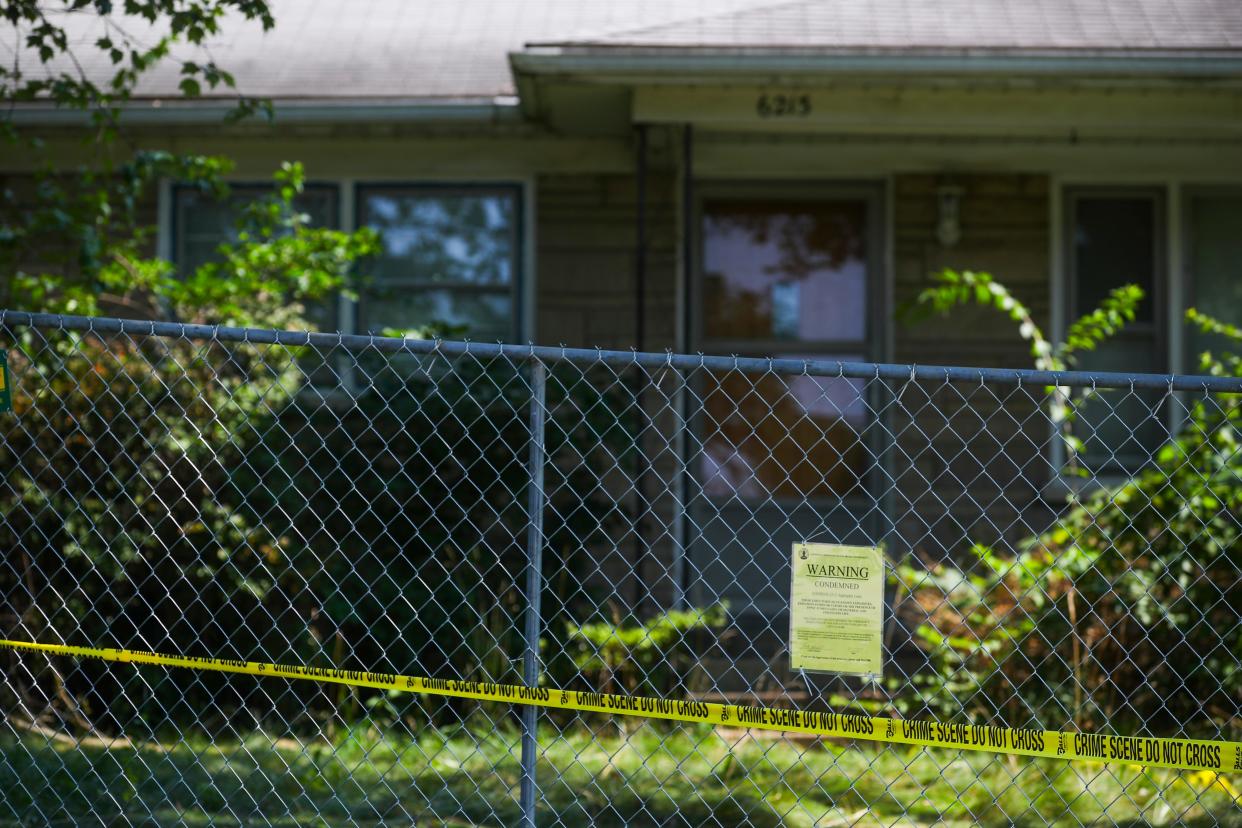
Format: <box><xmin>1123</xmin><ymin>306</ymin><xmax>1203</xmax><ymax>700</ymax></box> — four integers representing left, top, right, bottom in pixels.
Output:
<box><xmin>3</xmin><ymin>309</ymin><xmax>1240</xmax><ymax>394</ymax></box>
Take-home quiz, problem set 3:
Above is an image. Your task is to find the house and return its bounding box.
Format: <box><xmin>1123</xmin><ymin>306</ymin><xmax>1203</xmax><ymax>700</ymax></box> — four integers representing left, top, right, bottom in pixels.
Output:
<box><xmin>7</xmin><ymin>0</ymin><xmax>1242</xmax><ymax>623</ymax></box>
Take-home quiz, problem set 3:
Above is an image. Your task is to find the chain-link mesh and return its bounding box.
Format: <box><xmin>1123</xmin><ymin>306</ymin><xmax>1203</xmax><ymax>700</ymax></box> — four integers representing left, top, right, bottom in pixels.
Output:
<box><xmin>1</xmin><ymin>311</ymin><xmax>1239</xmax><ymax>827</ymax></box>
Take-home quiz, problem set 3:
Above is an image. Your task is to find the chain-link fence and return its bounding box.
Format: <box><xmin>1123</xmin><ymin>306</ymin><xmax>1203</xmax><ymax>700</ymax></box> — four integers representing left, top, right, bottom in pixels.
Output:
<box><xmin>0</xmin><ymin>310</ymin><xmax>1239</xmax><ymax>827</ymax></box>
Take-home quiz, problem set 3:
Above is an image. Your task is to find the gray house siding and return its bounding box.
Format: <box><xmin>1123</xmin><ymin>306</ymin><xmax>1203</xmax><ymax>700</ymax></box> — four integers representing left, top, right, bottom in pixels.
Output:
<box><xmin>536</xmin><ymin>172</ymin><xmax>678</xmax><ymax>351</ymax></box>
<box><xmin>891</xmin><ymin>173</ymin><xmax>1055</xmax><ymax>560</ymax></box>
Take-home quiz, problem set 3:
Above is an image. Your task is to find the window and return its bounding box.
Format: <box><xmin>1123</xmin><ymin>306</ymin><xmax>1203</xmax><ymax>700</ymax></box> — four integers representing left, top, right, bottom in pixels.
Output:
<box><xmin>173</xmin><ymin>184</ymin><xmax>339</xmax><ymax>273</ymax></box>
<box><xmin>1064</xmin><ymin>188</ymin><xmax>1168</xmax><ymax>470</ymax></box>
<box><xmin>1185</xmin><ymin>189</ymin><xmax>1242</xmax><ymax>366</ymax></box>
<box><xmin>171</xmin><ymin>183</ymin><xmax>340</xmax><ymax>330</ymax></box>
<box><xmin>1059</xmin><ymin>185</ymin><xmax>1242</xmax><ymax>473</ymax></box>
<box><xmin>172</xmin><ymin>182</ymin><xmax>525</xmax><ymax>343</ymax></box>
<box><xmin>697</xmin><ymin>192</ymin><xmax>878</xmax><ymax>501</ymax></box>
<box><xmin>356</xmin><ymin>185</ymin><xmax>521</xmax><ymax>341</ymax></box>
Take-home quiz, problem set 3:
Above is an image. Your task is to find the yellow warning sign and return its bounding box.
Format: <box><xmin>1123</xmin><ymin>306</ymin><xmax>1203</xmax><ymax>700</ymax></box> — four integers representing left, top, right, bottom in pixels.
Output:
<box><xmin>789</xmin><ymin>543</ymin><xmax>884</xmax><ymax>677</ymax></box>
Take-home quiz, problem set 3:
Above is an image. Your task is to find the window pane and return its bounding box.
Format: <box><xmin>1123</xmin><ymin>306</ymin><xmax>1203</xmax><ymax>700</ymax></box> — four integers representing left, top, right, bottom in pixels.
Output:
<box><xmin>174</xmin><ymin>185</ymin><xmax>338</xmax><ymax>275</ymax></box>
<box><xmin>1072</xmin><ymin>340</ymin><xmax>1170</xmax><ymax>471</ymax></box>
<box><xmin>360</xmin><ymin>288</ymin><xmax>513</xmax><ymax>340</ymax></box>
<box><xmin>1188</xmin><ymin>194</ymin><xmax>1242</xmax><ymax>364</ymax></box>
<box><xmin>173</xmin><ymin>185</ymin><xmax>340</xmax><ymax>335</ymax></box>
<box><xmin>1073</xmin><ymin>196</ymin><xmax>1156</xmax><ymax>324</ymax></box>
<box><xmin>701</xmin><ymin>355</ymin><xmax>869</xmax><ymax>500</ymax></box>
<box><xmin>703</xmin><ymin>199</ymin><xmax>867</xmax><ymax>343</ymax></box>
<box><xmin>1068</xmin><ymin>192</ymin><xmax>1165</xmax><ymax>471</ymax></box>
<box><xmin>359</xmin><ymin>188</ymin><xmax>518</xmax><ymax>340</ymax></box>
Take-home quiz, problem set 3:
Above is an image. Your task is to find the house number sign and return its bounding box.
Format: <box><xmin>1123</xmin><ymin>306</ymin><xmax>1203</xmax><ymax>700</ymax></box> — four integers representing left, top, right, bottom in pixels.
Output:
<box><xmin>756</xmin><ymin>92</ymin><xmax>812</xmax><ymax>118</ymax></box>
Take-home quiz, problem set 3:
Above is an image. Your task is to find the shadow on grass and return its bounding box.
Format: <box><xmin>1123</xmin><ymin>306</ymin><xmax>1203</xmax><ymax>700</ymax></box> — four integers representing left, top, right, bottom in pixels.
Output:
<box><xmin>2</xmin><ymin>722</ymin><xmax>1239</xmax><ymax>827</ymax></box>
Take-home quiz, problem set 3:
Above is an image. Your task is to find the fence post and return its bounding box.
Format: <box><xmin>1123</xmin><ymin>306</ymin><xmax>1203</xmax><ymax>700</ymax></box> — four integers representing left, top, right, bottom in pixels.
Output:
<box><xmin>520</xmin><ymin>359</ymin><xmax>547</xmax><ymax>828</ymax></box>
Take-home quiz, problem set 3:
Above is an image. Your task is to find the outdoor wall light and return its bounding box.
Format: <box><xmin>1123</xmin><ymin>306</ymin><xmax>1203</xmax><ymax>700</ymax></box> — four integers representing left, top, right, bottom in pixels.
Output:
<box><xmin>936</xmin><ymin>184</ymin><xmax>964</xmax><ymax>248</ymax></box>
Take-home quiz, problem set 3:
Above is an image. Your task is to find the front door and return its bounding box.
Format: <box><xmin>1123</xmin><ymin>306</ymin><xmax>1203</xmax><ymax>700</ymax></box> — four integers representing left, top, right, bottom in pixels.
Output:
<box><xmin>689</xmin><ymin>184</ymin><xmax>885</xmax><ymax>626</ymax></box>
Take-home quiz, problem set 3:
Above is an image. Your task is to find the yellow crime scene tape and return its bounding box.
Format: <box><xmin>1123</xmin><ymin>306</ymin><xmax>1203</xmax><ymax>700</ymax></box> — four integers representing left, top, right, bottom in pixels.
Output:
<box><xmin>3</xmin><ymin>638</ymin><xmax>1240</xmax><ymax>775</ymax></box>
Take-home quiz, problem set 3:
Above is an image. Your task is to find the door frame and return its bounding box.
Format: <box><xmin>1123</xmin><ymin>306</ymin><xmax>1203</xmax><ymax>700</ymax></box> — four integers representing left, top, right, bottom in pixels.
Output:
<box><xmin>681</xmin><ymin>180</ymin><xmax>892</xmax><ymax>617</ymax></box>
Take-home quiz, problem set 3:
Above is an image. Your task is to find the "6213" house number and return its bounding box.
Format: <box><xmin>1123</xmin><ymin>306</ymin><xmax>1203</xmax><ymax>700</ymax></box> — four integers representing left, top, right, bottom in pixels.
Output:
<box><xmin>756</xmin><ymin>93</ymin><xmax>811</xmax><ymax>118</ymax></box>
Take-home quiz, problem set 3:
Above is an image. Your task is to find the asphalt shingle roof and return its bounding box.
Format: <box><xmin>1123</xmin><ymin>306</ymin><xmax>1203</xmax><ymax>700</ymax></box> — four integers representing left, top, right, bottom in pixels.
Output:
<box><xmin>547</xmin><ymin>0</ymin><xmax>1242</xmax><ymax>53</ymax></box>
<box><xmin>22</xmin><ymin>0</ymin><xmax>765</xmax><ymax>100</ymax></box>
<box><xmin>12</xmin><ymin>0</ymin><xmax>1242</xmax><ymax>102</ymax></box>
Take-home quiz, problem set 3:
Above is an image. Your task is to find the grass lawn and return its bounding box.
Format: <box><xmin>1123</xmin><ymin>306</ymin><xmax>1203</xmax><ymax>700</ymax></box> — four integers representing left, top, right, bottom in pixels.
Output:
<box><xmin>2</xmin><ymin>717</ymin><xmax>1238</xmax><ymax>826</ymax></box>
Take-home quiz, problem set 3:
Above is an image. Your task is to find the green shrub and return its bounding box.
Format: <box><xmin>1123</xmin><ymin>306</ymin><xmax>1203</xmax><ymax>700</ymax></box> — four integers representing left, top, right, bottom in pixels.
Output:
<box><xmin>229</xmin><ymin>359</ymin><xmax>637</xmax><ymax>725</ymax></box>
<box><xmin>900</xmin><ymin>277</ymin><xmax>1240</xmax><ymax>735</ymax></box>
<box><xmin>0</xmin><ymin>164</ymin><xmax>378</xmax><ymax>734</ymax></box>
<box><xmin>564</xmin><ymin>603</ymin><xmax>729</xmax><ymax>697</ymax></box>
<box><xmin>898</xmin><ymin>384</ymin><xmax>1239</xmax><ymax>734</ymax></box>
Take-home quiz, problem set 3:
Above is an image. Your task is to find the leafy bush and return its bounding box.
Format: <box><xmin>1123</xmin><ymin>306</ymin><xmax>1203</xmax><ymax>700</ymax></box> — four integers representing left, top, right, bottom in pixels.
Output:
<box><xmin>908</xmin><ymin>268</ymin><xmax>1142</xmax><ymax>472</ymax></box>
<box><xmin>229</xmin><ymin>359</ymin><xmax>637</xmax><ymax>726</ymax></box>
<box><xmin>900</xmin><ymin>272</ymin><xmax>1240</xmax><ymax>734</ymax></box>
<box><xmin>899</xmin><ymin>384</ymin><xmax>1239</xmax><ymax>732</ymax></box>
<box><xmin>564</xmin><ymin>604</ymin><xmax>729</xmax><ymax>697</ymax></box>
<box><xmin>2</xmin><ymin>153</ymin><xmax>646</xmax><ymax>736</ymax></box>
<box><xmin>2</xmin><ymin>332</ymin><xmax>303</xmax><ymax>730</ymax></box>
<box><xmin>0</xmin><ymin>164</ymin><xmax>379</xmax><ymax>734</ymax></box>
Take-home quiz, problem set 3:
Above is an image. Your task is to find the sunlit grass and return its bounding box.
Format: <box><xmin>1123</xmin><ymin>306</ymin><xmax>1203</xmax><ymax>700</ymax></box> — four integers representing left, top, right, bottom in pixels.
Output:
<box><xmin>2</xmin><ymin>719</ymin><xmax>1238</xmax><ymax>826</ymax></box>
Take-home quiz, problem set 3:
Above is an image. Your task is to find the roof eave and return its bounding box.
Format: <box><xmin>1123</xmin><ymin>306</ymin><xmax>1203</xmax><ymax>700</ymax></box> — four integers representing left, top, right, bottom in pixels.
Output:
<box><xmin>512</xmin><ymin>47</ymin><xmax>1242</xmax><ymax>81</ymax></box>
<box><xmin>6</xmin><ymin>96</ymin><xmax>525</xmax><ymax>126</ymax></box>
